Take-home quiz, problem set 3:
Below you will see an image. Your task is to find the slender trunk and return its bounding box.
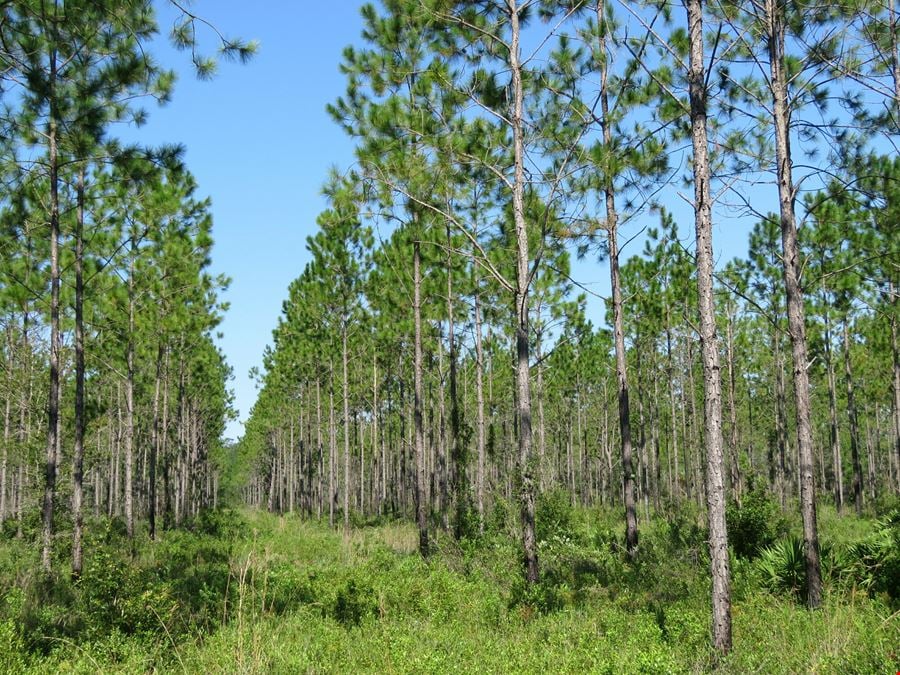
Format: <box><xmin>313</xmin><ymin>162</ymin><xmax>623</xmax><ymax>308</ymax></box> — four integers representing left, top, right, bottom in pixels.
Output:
<box><xmin>686</xmin><ymin>0</ymin><xmax>731</xmax><ymax>650</ymax></box>
<box><xmin>316</xmin><ymin>377</ymin><xmax>323</xmax><ymax>519</ymax></box>
<box><xmin>774</xmin><ymin>328</ymin><xmax>789</xmax><ymax>507</ymax></box>
<box><xmin>41</xmin><ymin>42</ymin><xmax>61</xmax><ymax>573</ymax></box>
<box><xmin>124</xmin><ymin>237</ymin><xmax>136</xmax><ymax>540</ymax></box>
<box><xmin>842</xmin><ymin>321</ymin><xmax>863</xmax><ymax>515</ymax></box>
<box><xmin>824</xmin><ymin>301</ymin><xmax>844</xmax><ymax>512</ymax></box>
<box><xmin>598</xmin><ymin>0</ymin><xmax>637</xmax><ymax>555</ymax></box>
<box><xmin>329</xmin><ymin>370</ymin><xmax>336</xmax><ymax>529</ymax></box>
<box><xmin>72</xmin><ymin>168</ymin><xmax>86</xmax><ymax>576</ymax></box>
<box><xmin>474</xmin><ymin>287</ymin><xmax>486</xmax><ymax>532</ymax></box>
<box><xmin>342</xmin><ymin>325</ymin><xmax>350</xmax><ymax>531</ymax></box>
<box><xmin>666</xmin><ymin>319</ymin><xmax>680</xmax><ymax>500</ymax></box>
<box><xmin>413</xmin><ymin>238</ymin><xmax>429</xmax><ymax>556</ymax></box>
<box><xmin>2</xmin><ymin>327</ymin><xmax>12</xmax><ymax>528</ymax></box>
<box><xmin>149</xmin><ymin>343</ymin><xmax>164</xmax><ymax>540</ymax></box>
<box><xmin>161</xmin><ymin>350</ymin><xmax>171</xmax><ymax>530</ymax></box>
<box><xmin>725</xmin><ymin>308</ymin><xmax>743</xmax><ymax>503</ymax></box>
<box><xmin>890</xmin><ymin>281</ymin><xmax>900</xmax><ymax>492</ymax></box>
<box><xmin>446</xmin><ymin>225</ymin><xmax>463</xmax><ymax>538</ymax></box>
<box><xmin>509</xmin><ymin>0</ymin><xmax>538</xmax><ymax>583</ymax></box>
<box><xmin>767</xmin><ymin>0</ymin><xmax>822</xmax><ymax>607</ymax></box>
<box><xmin>373</xmin><ymin>353</ymin><xmax>379</xmax><ymax>514</ymax></box>
<box><xmin>436</xmin><ymin>324</ymin><xmax>448</xmax><ymax>529</ymax></box>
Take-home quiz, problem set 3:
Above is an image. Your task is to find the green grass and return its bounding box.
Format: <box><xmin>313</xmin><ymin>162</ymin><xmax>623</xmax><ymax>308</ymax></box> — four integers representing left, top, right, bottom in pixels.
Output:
<box><xmin>0</xmin><ymin>502</ymin><xmax>896</xmax><ymax>673</ymax></box>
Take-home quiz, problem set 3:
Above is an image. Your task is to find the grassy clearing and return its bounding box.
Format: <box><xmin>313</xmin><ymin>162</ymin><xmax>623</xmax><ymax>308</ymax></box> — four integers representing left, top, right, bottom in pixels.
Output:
<box><xmin>0</xmin><ymin>498</ymin><xmax>896</xmax><ymax>673</ymax></box>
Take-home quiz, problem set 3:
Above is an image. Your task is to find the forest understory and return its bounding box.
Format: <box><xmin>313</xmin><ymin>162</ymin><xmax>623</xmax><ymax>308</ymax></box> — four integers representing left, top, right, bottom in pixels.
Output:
<box><xmin>0</xmin><ymin>498</ymin><xmax>896</xmax><ymax>674</ymax></box>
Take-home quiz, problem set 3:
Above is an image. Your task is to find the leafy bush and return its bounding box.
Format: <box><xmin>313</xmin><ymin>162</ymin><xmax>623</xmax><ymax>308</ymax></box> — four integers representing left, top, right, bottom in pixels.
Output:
<box><xmin>332</xmin><ymin>578</ymin><xmax>376</xmax><ymax>626</ymax></box>
<box><xmin>151</xmin><ymin>529</ymin><xmax>235</xmax><ymax>632</ymax></box>
<box><xmin>727</xmin><ymin>489</ymin><xmax>786</xmax><ymax>558</ymax></box>
<box><xmin>840</xmin><ymin>509</ymin><xmax>900</xmax><ymax>606</ymax></box>
<box><xmin>535</xmin><ymin>489</ymin><xmax>575</xmax><ymax>543</ymax></box>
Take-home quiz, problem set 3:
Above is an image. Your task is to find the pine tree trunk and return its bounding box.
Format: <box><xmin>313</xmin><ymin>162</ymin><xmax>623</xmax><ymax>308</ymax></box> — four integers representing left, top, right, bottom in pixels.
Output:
<box><xmin>824</xmin><ymin>302</ymin><xmax>844</xmax><ymax>512</ymax></box>
<box><xmin>329</xmin><ymin>371</ymin><xmax>336</xmax><ymax>528</ymax></box>
<box><xmin>342</xmin><ymin>325</ymin><xmax>351</xmax><ymax>531</ymax></box>
<box><xmin>774</xmin><ymin>329</ymin><xmax>789</xmax><ymax>507</ymax></box>
<box><xmin>598</xmin><ymin>0</ymin><xmax>638</xmax><ymax>555</ymax></box>
<box><xmin>446</xmin><ymin>226</ymin><xmax>463</xmax><ymax>539</ymax></box>
<box><xmin>767</xmin><ymin>0</ymin><xmax>823</xmax><ymax>608</ymax></box>
<box><xmin>72</xmin><ymin>168</ymin><xmax>86</xmax><ymax>576</ymax></box>
<box><xmin>507</xmin><ymin>0</ymin><xmax>538</xmax><ymax>583</ymax></box>
<box><xmin>666</xmin><ymin>319</ymin><xmax>680</xmax><ymax>500</ymax></box>
<box><xmin>413</xmin><ymin>239</ymin><xmax>429</xmax><ymax>556</ymax></box>
<box><xmin>686</xmin><ymin>0</ymin><xmax>732</xmax><ymax>650</ymax></box>
<box><xmin>723</xmin><ymin>311</ymin><xmax>742</xmax><ymax>503</ymax></box>
<box><xmin>1</xmin><ymin>327</ymin><xmax>11</xmax><ymax>528</ymax></box>
<box><xmin>124</xmin><ymin>238</ymin><xmax>136</xmax><ymax>540</ymax></box>
<box><xmin>41</xmin><ymin>44</ymin><xmax>61</xmax><ymax>573</ymax></box>
<box><xmin>474</xmin><ymin>287</ymin><xmax>486</xmax><ymax>532</ymax></box>
<box><xmin>890</xmin><ymin>282</ymin><xmax>900</xmax><ymax>493</ymax></box>
<box><xmin>149</xmin><ymin>343</ymin><xmax>164</xmax><ymax>540</ymax></box>
<box><xmin>842</xmin><ymin>321</ymin><xmax>863</xmax><ymax>515</ymax></box>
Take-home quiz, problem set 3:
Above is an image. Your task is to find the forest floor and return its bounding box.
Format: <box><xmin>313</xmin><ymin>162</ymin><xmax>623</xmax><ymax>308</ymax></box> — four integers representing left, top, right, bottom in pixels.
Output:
<box><xmin>0</xmin><ymin>496</ymin><xmax>897</xmax><ymax>673</ymax></box>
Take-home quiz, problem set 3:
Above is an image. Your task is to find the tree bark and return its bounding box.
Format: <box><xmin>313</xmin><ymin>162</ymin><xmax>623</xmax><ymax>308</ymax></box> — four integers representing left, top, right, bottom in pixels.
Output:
<box><xmin>124</xmin><ymin>236</ymin><xmax>136</xmax><ymax>540</ymax></box>
<box><xmin>41</xmin><ymin>42</ymin><xmax>60</xmax><ymax>573</ymax></box>
<box><xmin>508</xmin><ymin>0</ymin><xmax>539</xmax><ymax>583</ymax></box>
<box><xmin>767</xmin><ymin>0</ymin><xmax>823</xmax><ymax>608</ymax></box>
<box><xmin>72</xmin><ymin>167</ymin><xmax>86</xmax><ymax>576</ymax></box>
<box><xmin>598</xmin><ymin>0</ymin><xmax>638</xmax><ymax>556</ymax></box>
<box><xmin>686</xmin><ymin>0</ymin><xmax>732</xmax><ymax>652</ymax></box>
<box><xmin>823</xmin><ymin>299</ymin><xmax>844</xmax><ymax>512</ymax></box>
<box><xmin>413</xmin><ymin>238</ymin><xmax>429</xmax><ymax>556</ymax></box>
<box><xmin>474</xmin><ymin>286</ymin><xmax>486</xmax><ymax>532</ymax></box>
<box><xmin>342</xmin><ymin>324</ymin><xmax>351</xmax><ymax>531</ymax></box>
<box><xmin>842</xmin><ymin>321</ymin><xmax>863</xmax><ymax>515</ymax></box>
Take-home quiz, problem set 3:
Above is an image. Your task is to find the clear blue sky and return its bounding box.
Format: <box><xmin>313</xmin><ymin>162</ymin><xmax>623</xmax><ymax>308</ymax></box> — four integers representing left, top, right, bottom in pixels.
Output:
<box><xmin>129</xmin><ymin>1</ymin><xmax>759</xmax><ymax>441</ymax></box>
<box><xmin>122</xmin><ymin>1</ymin><xmax>367</xmax><ymax>441</ymax></box>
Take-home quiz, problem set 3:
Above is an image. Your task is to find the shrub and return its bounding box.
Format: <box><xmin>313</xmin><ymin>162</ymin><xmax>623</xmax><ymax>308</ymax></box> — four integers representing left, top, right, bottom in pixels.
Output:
<box><xmin>757</xmin><ymin>535</ymin><xmax>806</xmax><ymax>598</ymax></box>
<box><xmin>535</xmin><ymin>489</ymin><xmax>575</xmax><ymax>544</ymax></box>
<box><xmin>841</xmin><ymin>509</ymin><xmax>900</xmax><ymax>606</ymax></box>
<box><xmin>332</xmin><ymin>578</ymin><xmax>376</xmax><ymax>626</ymax></box>
<box><xmin>727</xmin><ymin>489</ymin><xmax>786</xmax><ymax>558</ymax></box>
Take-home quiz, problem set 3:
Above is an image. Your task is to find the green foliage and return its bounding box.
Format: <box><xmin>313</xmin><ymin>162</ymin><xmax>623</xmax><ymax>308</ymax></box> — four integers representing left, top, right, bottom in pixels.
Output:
<box><xmin>757</xmin><ymin>535</ymin><xmax>807</xmax><ymax>599</ymax></box>
<box><xmin>840</xmin><ymin>509</ymin><xmax>900</xmax><ymax>607</ymax></box>
<box><xmin>727</xmin><ymin>489</ymin><xmax>788</xmax><ymax>559</ymax></box>
<box><xmin>333</xmin><ymin>579</ymin><xmax>377</xmax><ymax>627</ymax></box>
<box><xmin>0</xmin><ymin>508</ymin><xmax>896</xmax><ymax>672</ymax></box>
<box><xmin>535</xmin><ymin>489</ymin><xmax>575</xmax><ymax>543</ymax></box>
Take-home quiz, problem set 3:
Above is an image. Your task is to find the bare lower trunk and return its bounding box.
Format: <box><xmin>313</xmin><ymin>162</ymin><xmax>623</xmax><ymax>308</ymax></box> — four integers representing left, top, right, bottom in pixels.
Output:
<box><xmin>72</xmin><ymin>168</ymin><xmax>86</xmax><ymax>576</ymax></box>
<box><xmin>890</xmin><ymin>282</ymin><xmax>900</xmax><ymax>494</ymax></box>
<box><xmin>775</xmin><ymin>329</ymin><xmax>788</xmax><ymax>507</ymax></box>
<box><xmin>149</xmin><ymin>343</ymin><xmax>164</xmax><ymax>540</ymax></box>
<box><xmin>509</xmin><ymin>0</ymin><xmax>538</xmax><ymax>583</ymax></box>
<box><xmin>413</xmin><ymin>239</ymin><xmax>429</xmax><ymax>556</ymax></box>
<box><xmin>824</xmin><ymin>302</ymin><xmax>844</xmax><ymax>512</ymax></box>
<box><xmin>842</xmin><ymin>321</ymin><xmax>863</xmax><ymax>515</ymax></box>
<box><xmin>446</xmin><ymin>225</ymin><xmax>463</xmax><ymax>538</ymax></box>
<box><xmin>686</xmin><ymin>0</ymin><xmax>732</xmax><ymax>652</ymax></box>
<box><xmin>342</xmin><ymin>325</ymin><xmax>350</xmax><ymax>531</ymax></box>
<box><xmin>125</xmin><ymin>239</ymin><xmax>136</xmax><ymax>540</ymax></box>
<box><xmin>42</xmin><ymin>46</ymin><xmax>60</xmax><ymax>573</ymax></box>
<box><xmin>767</xmin><ymin>0</ymin><xmax>822</xmax><ymax>608</ymax></box>
<box><xmin>2</xmin><ymin>328</ymin><xmax>12</xmax><ymax>528</ymax></box>
<box><xmin>725</xmin><ymin>310</ymin><xmax>743</xmax><ymax>503</ymax></box>
<box><xmin>329</xmin><ymin>372</ymin><xmax>336</xmax><ymax>529</ymax></box>
<box><xmin>474</xmin><ymin>288</ymin><xmax>486</xmax><ymax>532</ymax></box>
<box><xmin>598</xmin><ymin>0</ymin><xmax>637</xmax><ymax>556</ymax></box>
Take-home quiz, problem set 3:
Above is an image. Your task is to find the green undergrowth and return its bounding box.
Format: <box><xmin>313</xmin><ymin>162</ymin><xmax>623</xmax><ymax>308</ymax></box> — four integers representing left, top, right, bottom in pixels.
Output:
<box><xmin>0</xmin><ymin>497</ymin><xmax>896</xmax><ymax>673</ymax></box>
